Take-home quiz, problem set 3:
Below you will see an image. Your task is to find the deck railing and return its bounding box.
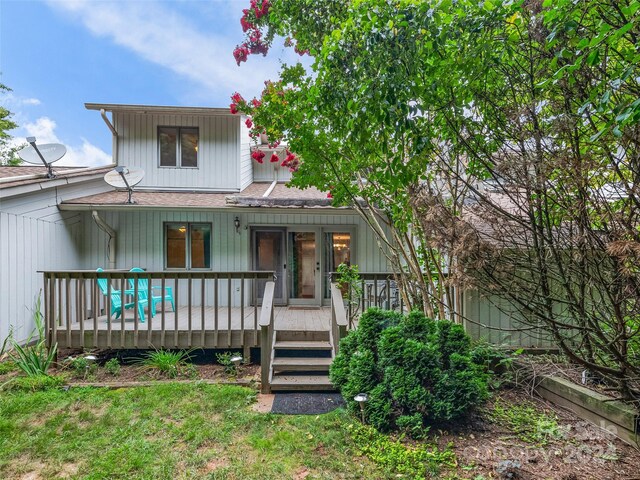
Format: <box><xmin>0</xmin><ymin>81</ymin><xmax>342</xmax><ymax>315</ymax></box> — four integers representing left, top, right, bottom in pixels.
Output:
<box><xmin>330</xmin><ymin>283</ymin><xmax>348</xmax><ymax>355</ymax></box>
<box><xmin>259</xmin><ymin>281</ymin><xmax>276</xmax><ymax>393</ymax></box>
<box><xmin>41</xmin><ymin>270</ymin><xmax>275</xmax><ymax>350</ymax></box>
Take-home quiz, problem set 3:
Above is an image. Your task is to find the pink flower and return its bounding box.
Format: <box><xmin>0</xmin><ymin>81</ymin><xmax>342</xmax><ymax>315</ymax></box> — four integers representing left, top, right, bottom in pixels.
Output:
<box><xmin>233</xmin><ymin>45</ymin><xmax>250</xmax><ymax>65</ymax></box>
<box><xmin>270</xmin><ymin>152</ymin><xmax>279</xmax><ymax>163</ymax></box>
<box><xmin>245</xmin><ymin>118</ymin><xmax>253</xmax><ymax>128</ymax></box>
<box><xmin>240</xmin><ymin>13</ymin><xmax>254</xmax><ymax>32</ymax></box>
<box><xmin>251</xmin><ymin>150</ymin><xmax>266</xmax><ymax>164</ymax></box>
<box><xmin>230</xmin><ymin>103</ymin><xmax>239</xmax><ymax>114</ymax></box>
<box><xmin>231</xmin><ymin>92</ymin><xmax>245</xmax><ymax>104</ymax></box>
<box><xmin>327</xmin><ymin>192</ymin><xmax>333</xmax><ymax>199</ymax></box>
<box><xmin>251</xmin><ymin>98</ymin><xmax>261</xmax><ymax>108</ymax></box>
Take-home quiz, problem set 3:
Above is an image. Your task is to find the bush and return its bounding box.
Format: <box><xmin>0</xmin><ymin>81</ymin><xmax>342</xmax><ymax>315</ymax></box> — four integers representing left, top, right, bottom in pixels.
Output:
<box><xmin>64</xmin><ymin>356</ymin><xmax>98</xmax><ymax>380</ymax></box>
<box><xmin>132</xmin><ymin>349</ymin><xmax>194</xmax><ymax>379</ymax></box>
<box><xmin>104</xmin><ymin>358</ymin><xmax>121</xmax><ymax>376</ymax></box>
<box><xmin>10</xmin><ymin>297</ymin><xmax>57</xmax><ymax>377</ymax></box>
<box><xmin>330</xmin><ymin>308</ymin><xmax>489</xmax><ymax>434</ymax></box>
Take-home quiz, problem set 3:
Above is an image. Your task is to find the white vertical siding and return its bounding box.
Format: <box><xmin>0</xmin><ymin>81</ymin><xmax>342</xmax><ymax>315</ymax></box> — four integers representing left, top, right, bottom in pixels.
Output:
<box><xmin>0</xmin><ymin>211</ymin><xmax>83</xmax><ymax>343</ymax></box>
<box><xmin>114</xmin><ymin>113</ymin><xmax>241</xmax><ymax>190</ymax></box>
<box><xmin>252</xmin><ymin>155</ymin><xmax>293</xmax><ymax>182</ymax></box>
<box><xmin>239</xmin><ymin>116</ymin><xmax>253</xmax><ymax>190</ymax></box>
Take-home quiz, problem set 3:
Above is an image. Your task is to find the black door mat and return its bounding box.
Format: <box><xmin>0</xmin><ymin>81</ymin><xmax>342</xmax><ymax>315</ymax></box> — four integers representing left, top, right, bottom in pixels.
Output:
<box><xmin>271</xmin><ymin>392</ymin><xmax>345</xmax><ymax>415</ymax></box>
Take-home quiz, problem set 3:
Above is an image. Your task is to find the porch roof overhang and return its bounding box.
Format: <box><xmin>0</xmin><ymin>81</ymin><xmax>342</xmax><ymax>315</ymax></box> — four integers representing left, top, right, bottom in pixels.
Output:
<box><xmin>85</xmin><ymin>103</ymin><xmax>237</xmax><ymax>117</ymax></box>
<box><xmin>58</xmin><ymin>182</ymin><xmax>350</xmax><ymax>213</ymax></box>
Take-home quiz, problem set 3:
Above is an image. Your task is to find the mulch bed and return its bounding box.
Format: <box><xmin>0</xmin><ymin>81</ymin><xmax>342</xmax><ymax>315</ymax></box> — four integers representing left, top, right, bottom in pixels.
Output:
<box><xmin>439</xmin><ymin>389</ymin><xmax>640</xmax><ymax>480</ymax></box>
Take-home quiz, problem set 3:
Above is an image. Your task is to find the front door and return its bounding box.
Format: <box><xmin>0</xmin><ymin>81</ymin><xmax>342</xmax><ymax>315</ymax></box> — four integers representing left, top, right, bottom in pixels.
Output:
<box><xmin>252</xmin><ymin>228</ymin><xmax>286</xmax><ymax>305</ymax></box>
<box><xmin>287</xmin><ymin>228</ymin><xmax>321</xmax><ymax>305</ymax></box>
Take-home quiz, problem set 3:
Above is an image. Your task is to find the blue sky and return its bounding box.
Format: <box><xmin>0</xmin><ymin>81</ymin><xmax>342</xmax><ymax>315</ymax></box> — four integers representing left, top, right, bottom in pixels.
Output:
<box><xmin>1</xmin><ymin>0</ymin><xmax>296</xmax><ymax>166</ymax></box>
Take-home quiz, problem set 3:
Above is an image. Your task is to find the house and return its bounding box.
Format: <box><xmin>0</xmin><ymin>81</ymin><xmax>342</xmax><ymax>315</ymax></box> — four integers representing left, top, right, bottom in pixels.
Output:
<box><xmin>0</xmin><ymin>102</ymin><xmax>553</xmax><ymax>391</ymax></box>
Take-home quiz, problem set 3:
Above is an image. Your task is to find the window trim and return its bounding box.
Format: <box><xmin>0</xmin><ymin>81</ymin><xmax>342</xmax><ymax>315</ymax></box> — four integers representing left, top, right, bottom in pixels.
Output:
<box><xmin>164</xmin><ymin>222</ymin><xmax>212</xmax><ymax>270</ymax></box>
<box><xmin>157</xmin><ymin>126</ymin><xmax>200</xmax><ymax>169</ymax></box>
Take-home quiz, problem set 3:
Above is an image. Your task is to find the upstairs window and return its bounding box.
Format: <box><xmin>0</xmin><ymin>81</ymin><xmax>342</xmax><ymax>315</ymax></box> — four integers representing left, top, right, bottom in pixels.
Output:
<box><xmin>158</xmin><ymin>127</ymin><xmax>199</xmax><ymax>168</ymax></box>
<box><xmin>165</xmin><ymin>223</ymin><xmax>211</xmax><ymax>269</ymax></box>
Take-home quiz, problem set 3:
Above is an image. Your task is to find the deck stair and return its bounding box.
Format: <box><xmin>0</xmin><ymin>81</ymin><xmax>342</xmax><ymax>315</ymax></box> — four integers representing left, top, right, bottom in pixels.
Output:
<box><xmin>268</xmin><ymin>330</ymin><xmax>336</xmax><ymax>391</ymax></box>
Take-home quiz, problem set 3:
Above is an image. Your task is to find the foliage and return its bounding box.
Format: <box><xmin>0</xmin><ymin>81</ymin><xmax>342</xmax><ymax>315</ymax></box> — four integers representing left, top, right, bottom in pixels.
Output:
<box><xmin>349</xmin><ymin>422</ymin><xmax>457</xmax><ymax>479</ymax></box>
<box><xmin>216</xmin><ymin>351</ymin><xmax>243</xmax><ymax>376</ymax></box>
<box><xmin>490</xmin><ymin>398</ymin><xmax>562</xmax><ymax>446</ymax></box>
<box><xmin>9</xmin><ymin>296</ymin><xmax>57</xmax><ymax>377</ymax></box>
<box><xmin>231</xmin><ymin>0</ymin><xmax>640</xmax><ymax>400</ymax></box>
<box><xmin>104</xmin><ymin>357</ymin><xmax>121</xmax><ymax>376</ymax></box>
<box><xmin>64</xmin><ymin>356</ymin><xmax>98</xmax><ymax>380</ymax></box>
<box><xmin>0</xmin><ymin>384</ymin><xmax>390</xmax><ymax>479</ymax></box>
<box><xmin>132</xmin><ymin>349</ymin><xmax>194</xmax><ymax>379</ymax></box>
<box><xmin>0</xmin><ymin>360</ymin><xmax>17</xmax><ymax>375</ymax></box>
<box><xmin>334</xmin><ymin>263</ymin><xmax>363</xmax><ymax>328</ymax></box>
<box><xmin>0</xmin><ymin>83</ymin><xmax>22</xmax><ymax>166</ymax></box>
<box><xmin>1</xmin><ymin>374</ymin><xmax>64</xmax><ymax>392</ymax></box>
<box><xmin>331</xmin><ymin>308</ymin><xmax>488</xmax><ymax>434</ymax></box>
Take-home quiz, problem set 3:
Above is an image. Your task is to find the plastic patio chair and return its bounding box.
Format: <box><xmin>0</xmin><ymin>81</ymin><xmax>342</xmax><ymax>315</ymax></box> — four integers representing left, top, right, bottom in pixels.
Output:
<box><xmin>96</xmin><ymin>268</ymin><xmax>147</xmax><ymax>322</ymax></box>
<box><xmin>127</xmin><ymin>267</ymin><xmax>175</xmax><ymax>316</ymax></box>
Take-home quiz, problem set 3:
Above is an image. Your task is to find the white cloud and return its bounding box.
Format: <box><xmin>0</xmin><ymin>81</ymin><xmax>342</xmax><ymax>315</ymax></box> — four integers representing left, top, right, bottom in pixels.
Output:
<box><xmin>22</xmin><ymin>98</ymin><xmax>41</xmax><ymax>106</ymax></box>
<box><xmin>46</xmin><ymin>0</ymin><xmax>286</xmax><ymax>99</ymax></box>
<box><xmin>14</xmin><ymin>116</ymin><xmax>111</xmax><ymax>167</ymax></box>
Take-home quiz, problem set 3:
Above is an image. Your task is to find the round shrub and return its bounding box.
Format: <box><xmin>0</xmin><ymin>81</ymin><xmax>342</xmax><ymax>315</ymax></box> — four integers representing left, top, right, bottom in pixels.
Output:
<box><xmin>330</xmin><ymin>308</ymin><xmax>489</xmax><ymax>435</ymax></box>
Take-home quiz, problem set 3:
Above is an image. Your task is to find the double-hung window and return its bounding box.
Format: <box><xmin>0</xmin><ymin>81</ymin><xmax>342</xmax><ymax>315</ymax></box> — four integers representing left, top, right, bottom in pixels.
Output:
<box><xmin>165</xmin><ymin>223</ymin><xmax>211</xmax><ymax>269</ymax></box>
<box><xmin>158</xmin><ymin>127</ymin><xmax>199</xmax><ymax>168</ymax></box>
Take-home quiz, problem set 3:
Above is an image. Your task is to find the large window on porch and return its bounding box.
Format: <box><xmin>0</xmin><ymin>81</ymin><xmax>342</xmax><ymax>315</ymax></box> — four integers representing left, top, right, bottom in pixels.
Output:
<box><xmin>165</xmin><ymin>223</ymin><xmax>211</xmax><ymax>269</ymax></box>
<box><xmin>323</xmin><ymin>232</ymin><xmax>351</xmax><ymax>299</ymax></box>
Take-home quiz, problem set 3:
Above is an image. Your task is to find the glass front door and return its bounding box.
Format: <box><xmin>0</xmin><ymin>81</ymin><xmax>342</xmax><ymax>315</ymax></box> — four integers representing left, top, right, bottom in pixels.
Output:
<box><xmin>252</xmin><ymin>229</ymin><xmax>286</xmax><ymax>304</ymax></box>
<box><xmin>288</xmin><ymin>230</ymin><xmax>320</xmax><ymax>304</ymax></box>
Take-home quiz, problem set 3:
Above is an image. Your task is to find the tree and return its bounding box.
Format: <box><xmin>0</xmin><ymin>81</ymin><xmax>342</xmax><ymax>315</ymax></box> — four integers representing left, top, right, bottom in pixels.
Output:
<box><xmin>232</xmin><ymin>0</ymin><xmax>640</xmax><ymax>399</ymax></box>
<box><xmin>0</xmin><ymin>83</ymin><xmax>22</xmax><ymax>166</ymax></box>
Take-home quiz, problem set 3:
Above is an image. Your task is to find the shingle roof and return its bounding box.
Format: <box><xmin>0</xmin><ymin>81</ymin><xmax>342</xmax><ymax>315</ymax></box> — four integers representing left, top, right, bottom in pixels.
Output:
<box><xmin>59</xmin><ymin>182</ymin><xmax>335</xmax><ymax>210</ymax></box>
<box><xmin>0</xmin><ymin>165</ymin><xmax>114</xmax><ymax>189</ymax></box>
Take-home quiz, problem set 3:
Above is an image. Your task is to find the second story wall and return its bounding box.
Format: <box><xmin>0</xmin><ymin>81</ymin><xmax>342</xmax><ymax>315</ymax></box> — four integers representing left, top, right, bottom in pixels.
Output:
<box><xmin>113</xmin><ymin>111</ymin><xmax>241</xmax><ymax>191</ymax></box>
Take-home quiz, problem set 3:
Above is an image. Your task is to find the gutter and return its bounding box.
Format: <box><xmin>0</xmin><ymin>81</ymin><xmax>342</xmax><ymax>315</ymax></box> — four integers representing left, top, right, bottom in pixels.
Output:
<box><xmin>100</xmin><ymin>109</ymin><xmax>119</xmax><ymax>165</ymax></box>
<box><xmin>0</xmin><ymin>166</ymin><xmax>97</xmax><ymax>184</ymax></box>
<box><xmin>92</xmin><ymin>210</ymin><xmax>117</xmax><ymax>269</ymax></box>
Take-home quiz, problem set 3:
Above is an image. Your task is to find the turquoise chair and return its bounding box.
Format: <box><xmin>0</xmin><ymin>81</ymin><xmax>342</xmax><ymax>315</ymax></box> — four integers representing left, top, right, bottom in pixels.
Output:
<box><xmin>127</xmin><ymin>267</ymin><xmax>175</xmax><ymax>316</ymax></box>
<box><xmin>96</xmin><ymin>268</ymin><xmax>147</xmax><ymax>322</ymax></box>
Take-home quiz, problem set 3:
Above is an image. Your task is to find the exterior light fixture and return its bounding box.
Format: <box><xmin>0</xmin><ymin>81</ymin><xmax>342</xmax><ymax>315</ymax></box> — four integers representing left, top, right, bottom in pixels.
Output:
<box><xmin>230</xmin><ymin>355</ymin><xmax>243</xmax><ymax>375</ymax></box>
<box><xmin>234</xmin><ymin>216</ymin><xmax>241</xmax><ymax>234</ymax></box>
<box><xmin>84</xmin><ymin>355</ymin><xmax>97</xmax><ymax>363</ymax></box>
<box><xmin>354</xmin><ymin>393</ymin><xmax>368</xmax><ymax>423</ymax></box>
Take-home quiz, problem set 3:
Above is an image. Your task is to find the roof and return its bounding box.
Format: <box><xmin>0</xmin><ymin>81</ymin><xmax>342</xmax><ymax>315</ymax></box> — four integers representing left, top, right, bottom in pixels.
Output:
<box><xmin>0</xmin><ymin>165</ymin><xmax>115</xmax><ymax>190</ymax></box>
<box><xmin>59</xmin><ymin>182</ymin><xmax>337</xmax><ymax>211</ymax></box>
<box><xmin>85</xmin><ymin>103</ymin><xmax>237</xmax><ymax>117</ymax></box>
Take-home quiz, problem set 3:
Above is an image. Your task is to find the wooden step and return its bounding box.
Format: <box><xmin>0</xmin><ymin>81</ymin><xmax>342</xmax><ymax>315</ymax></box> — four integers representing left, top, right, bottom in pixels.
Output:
<box><xmin>276</xmin><ymin>330</ymin><xmax>330</xmax><ymax>342</ymax></box>
<box><xmin>272</xmin><ymin>357</ymin><xmax>332</xmax><ymax>371</ymax></box>
<box><xmin>273</xmin><ymin>341</ymin><xmax>333</xmax><ymax>351</ymax></box>
<box><xmin>270</xmin><ymin>374</ymin><xmax>334</xmax><ymax>391</ymax></box>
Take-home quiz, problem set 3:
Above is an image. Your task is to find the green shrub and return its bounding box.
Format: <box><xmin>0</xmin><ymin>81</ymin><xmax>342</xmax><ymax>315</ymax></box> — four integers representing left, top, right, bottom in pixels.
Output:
<box><xmin>103</xmin><ymin>358</ymin><xmax>121</xmax><ymax>376</ymax></box>
<box><xmin>9</xmin><ymin>296</ymin><xmax>58</xmax><ymax>377</ymax></box>
<box><xmin>216</xmin><ymin>351</ymin><xmax>243</xmax><ymax>376</ymax></box>
<box><xmin>133</xmin><ymin>349</ymin><xmax>194</xmax><ymax>379</ymax></box>
<box><xmin>330</xmin><ymin>308</ymin><xmax>489</xmax><ymax>435</ymax></box>
<box><xmin>65</xmin><ymin>356</ymin><xmax>98</xmax><ymax>380</ymax></box>
<box><xmin>2</xmin><ymin>374</ymin><xmax>65</xmax><ymax>392</ymax></box>
<box><xmin>104</xmin><ymin>358</ymin><xmax>121</xmax><ymax>376</ymax></box>
<box><xmin>0</xmin><ymin>360</ymin><xmax>17</xmax><ymax>375</ymax></box>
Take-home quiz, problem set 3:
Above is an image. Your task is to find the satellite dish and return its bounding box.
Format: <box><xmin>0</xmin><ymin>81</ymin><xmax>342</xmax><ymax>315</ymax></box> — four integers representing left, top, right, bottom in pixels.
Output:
<box><xmin>104</xmin><ymin>166</ymin><xmax>144</xmax><ymax>204</ymax></box>
<box><xmin>18</xmin><ymin>137</ymin><xmax>67</xmax><ymax>178</ymax></box>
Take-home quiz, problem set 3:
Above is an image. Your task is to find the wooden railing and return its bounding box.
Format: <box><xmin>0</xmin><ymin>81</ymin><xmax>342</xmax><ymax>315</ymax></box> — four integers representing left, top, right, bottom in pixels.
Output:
<box><xmin>259</xmin><ymin>281</ymin><xmax>275</xmax><ymax>394</ymax></box>
<box><xmin>330</xmin><ymin>283</ymin><xmax>348</xmax><ymax>355</ymax></box>
<box><xmin>329</xmin><ymin>272</ymin><xmax>402</xmax><ymax>328</ymax></box>
<box><xmin>41</xmin><ymin>270</ymin><xmax>275</xmax><ymax>350</ymax></box>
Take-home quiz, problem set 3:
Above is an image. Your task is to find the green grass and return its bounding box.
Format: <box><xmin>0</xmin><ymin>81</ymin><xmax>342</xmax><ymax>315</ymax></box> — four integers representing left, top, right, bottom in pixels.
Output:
<box><xmin>490</xmin><ymin>397</ymin><xmax>562</xmax><ymax>445</ymax></box>
<box><xmin>132</xmin><ymin>349</ymin><xmax>195</xmax><ymax>379</ymax></box>
<box><xmin>0</xmin><ymin>383</ymin><xmax>448</xmax><ymax>479</ymax></box>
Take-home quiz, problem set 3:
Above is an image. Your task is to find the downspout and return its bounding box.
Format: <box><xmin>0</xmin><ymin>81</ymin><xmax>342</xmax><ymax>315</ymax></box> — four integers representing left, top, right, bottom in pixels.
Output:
<box><xmin>100</xmin><ymin>109</ymin><xmax>119</xmax><ymax>165</ymax></box>
<box><xmin>92</xmin><ymin>210</ymin><xmax>117</xmax><ymax>270</ymax></box>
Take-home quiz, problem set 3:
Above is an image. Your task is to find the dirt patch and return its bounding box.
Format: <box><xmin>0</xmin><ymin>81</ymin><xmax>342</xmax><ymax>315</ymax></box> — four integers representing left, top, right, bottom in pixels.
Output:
<box><xmin>441</xmin><ymin>389</ymin><xmax>640</xmax><ymax>480</ymax></box>
<box><xmin>252</xmin><ymin>393</ymin><xmax>275</xmax><ymax>413</ymax></box>
<box><xmin>294</xmin><ymin>467</ymin><xmax>311</xmax><ymax>479</ymax></box>
<box><xmin>201</xmin><ymin>458</ymin><xmax>229</xmax><ymax>473</ymax></box>
<box><xmin>57</xmin><ymin>463</ymin><xmax>79</xmax><ymax>479</ymax></box>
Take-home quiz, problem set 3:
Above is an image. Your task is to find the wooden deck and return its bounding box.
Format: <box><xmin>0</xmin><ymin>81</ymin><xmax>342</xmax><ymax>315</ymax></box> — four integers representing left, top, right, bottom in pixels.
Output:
<box><xmin>53</xmin><ymin>305</ymin><xmax>331</xmax><ymax>350</ymax></box>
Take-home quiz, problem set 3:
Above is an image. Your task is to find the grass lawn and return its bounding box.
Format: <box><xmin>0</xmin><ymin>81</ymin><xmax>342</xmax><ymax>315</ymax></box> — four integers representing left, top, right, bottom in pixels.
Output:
<box><xmin>0</xmin><ymin>383</ymin><xmax>396</xmax><ymax>480</ymax></box>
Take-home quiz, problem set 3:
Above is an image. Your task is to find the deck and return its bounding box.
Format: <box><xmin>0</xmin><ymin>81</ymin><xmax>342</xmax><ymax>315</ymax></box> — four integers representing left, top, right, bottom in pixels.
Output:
<box><xmin>53</xmin><ymin>306</ymin><xmax>331</xmax><ymax>350</ymax></box>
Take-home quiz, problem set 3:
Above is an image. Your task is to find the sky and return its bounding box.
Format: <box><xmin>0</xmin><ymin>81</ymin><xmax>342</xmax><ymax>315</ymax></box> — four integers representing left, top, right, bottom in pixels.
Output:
<box><xmin>0</xmin><ymin>0</ymin><xmax>298</xmax><ymax>166</ymax></box>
